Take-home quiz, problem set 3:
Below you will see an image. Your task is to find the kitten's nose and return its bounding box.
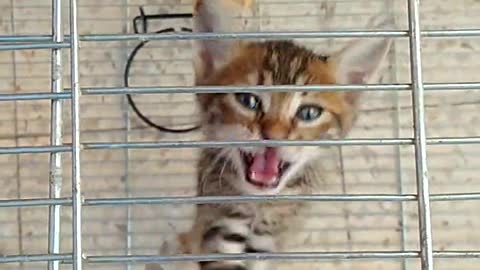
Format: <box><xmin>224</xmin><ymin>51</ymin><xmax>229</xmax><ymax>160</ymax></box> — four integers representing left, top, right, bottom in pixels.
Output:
<box><xmin>261</xmin><ymin>119</ymin><xmax>290</xmax><ymax>140</ymax></box>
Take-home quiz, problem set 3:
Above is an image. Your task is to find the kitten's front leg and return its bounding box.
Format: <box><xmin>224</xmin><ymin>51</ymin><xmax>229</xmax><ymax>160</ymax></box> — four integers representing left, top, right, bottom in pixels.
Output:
<box><xmin>191</xmin><ymin>212</ymin><xmax>276</xmax><ymax>270</ymax></box>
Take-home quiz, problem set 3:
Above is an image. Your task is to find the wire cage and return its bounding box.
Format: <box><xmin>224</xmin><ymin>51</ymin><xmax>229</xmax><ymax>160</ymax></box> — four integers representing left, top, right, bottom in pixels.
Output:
<box><xmin>0</xmin><ymin>0</ymin><xmax>479</xmax><ymax>270</ymax></box>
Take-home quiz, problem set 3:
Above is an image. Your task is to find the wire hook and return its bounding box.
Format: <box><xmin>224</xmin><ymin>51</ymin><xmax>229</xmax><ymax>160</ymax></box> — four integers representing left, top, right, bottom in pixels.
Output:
<box><xmin>125</xmin><ymin>7</ymin><xmax>200</xmax><ymax>133</ymax></box>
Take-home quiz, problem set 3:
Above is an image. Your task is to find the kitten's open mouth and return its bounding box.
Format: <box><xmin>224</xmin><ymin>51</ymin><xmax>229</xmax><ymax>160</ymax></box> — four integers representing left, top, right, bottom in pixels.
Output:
<box><xmin>239</xmin><ymin>147</ymin><xmax>291</xmax><ymax>189</ymax></box>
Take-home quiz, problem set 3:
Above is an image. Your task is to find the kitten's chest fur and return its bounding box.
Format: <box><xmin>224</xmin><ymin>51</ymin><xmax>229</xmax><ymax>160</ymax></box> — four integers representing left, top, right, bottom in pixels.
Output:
<box><xmin>195</xmin><ymin>148</ymin><xmax>314</xmax><ymax>240</ymax></box>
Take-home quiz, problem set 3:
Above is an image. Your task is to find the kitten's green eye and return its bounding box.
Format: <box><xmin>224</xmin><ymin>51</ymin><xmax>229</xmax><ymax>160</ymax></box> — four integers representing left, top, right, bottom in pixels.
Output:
<box><xmin>296</xmin><ymin>105</ymin><xmax>323</xmax><ymax>121</ymax></box>
<box><xmin>235</xmin><ymin>93</ymin><xmax>262</xmax><ymax>111</ymax></box>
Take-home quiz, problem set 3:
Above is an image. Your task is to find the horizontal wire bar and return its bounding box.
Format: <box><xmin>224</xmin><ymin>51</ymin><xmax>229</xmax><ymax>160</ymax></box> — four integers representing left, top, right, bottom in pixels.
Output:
<box><xmin>82</xmin><ymin>84</ymin><xmax>411</xmax><ymax>95</ymax></box>
<box><xmin>83</xmin><ymin>28</ymin><xmax>479</xmax><ymax>40</ymax></box>
<box><xmin>0</xmin><ymin>42</ymin><xmax>70</xmax><ymax>51</ymax></box>
<box><xmin>0</xmin><ymin>254</ymin><xmax>71</xmax><ymax>264</ymax></box>
<box><xmin>431</xmin><ymin>193</ymin><xmax>480</xmax><ymax>201</ymax></box>
<box><xmin>2</xmin><ymin>192</ymin><xmax>480</xmax><ymax>208</ymax></box>
<box><xmin>2</xmin><ymin>250</ymin><xmax>479</xmax><ymax>264</ymax></box>
<box><xmin>84</xmin><ymin>194</ymin><xmax>418</xmax><ymax>206</ymax></box>
<box><xmin>0</xmin><ymin>198</ymin><xmax>71</xmax><ymax>208</ymax></box>
<box><xmin>2</xmin><ymin>82</ymin><xmax>479</xmax><ymax>102</ymax></box>
<box><xmin>83</xmin><ymin>192</ymin><xmax>480</xmax><ymax>206</ymax></box>
<box><xmin>0</xmin><ymin>92</ymin><xmax>71</xmax><ymax>101</ymax></box>
<box><xmin>1</xmin><ymin>136</ymin><xmax>480</xmax><ymax>155</ymax></box>
<box><xmin>79</xmin><ymin>192</ymin><xmax>480</xmax><ymax>205</ymax></box>
<box><xmin>1</xmin><ymin>28</ymin><xmax>480</xmax><ymax>44</ymax></box>
<box><xmin>85</xmin><ymin>251</ymin><xmax>419</xmax><ymax>264</ymax></box>
<box><xmin>0</xmin><ymin>145</ymin><xmax>71</xmax><ymax>155</ymax></box>
<box><xmin>426</xmin><ymin>82</ymin><xmax>480</xmax><ymax>91</ymax></box>
<box><xmin>83</xmin><ymin>250</ymin><xmax>480</xmax><ymax>264</ymax></box>
<box><xmin>423</xmin><ymin>29</ymin><xmax>480</xmax><ymax>38</ymax></box>
<box><xmin>84</xmin><ymin>136</ymin><xmax>480</xmax><ymax>149</ymax></box>
<box><xmin>0</xmin><ymin>35</ymin><xmax>52</xmax><ymax>42</ymax></box>
<box><xmin>80</xmin><ymin>30</ymin><xmax>407</xmax><ymax>42</ymax></box>
<box><xmin>434</xmin><ymin>251</ymin><xmax>480</xmax><ymax>258</ymax></box>
<box><xmin>0</xmin><ymin>31</ymin><xmax>406</xmax><ymax>44</ymax></box>
<box><xmin>428</xmin><ymin>137</ymin><xmax>480</xmax><ymax>145</ymax></box>
<box><xmin>80</xmin><ymin>82</ymin><xmax>480</xmax><ymax>95</ymax></box>
<box><xmin>84</xmin><ymin>139</ymin><xmax>413</xmax><ymax>150</ymax></box>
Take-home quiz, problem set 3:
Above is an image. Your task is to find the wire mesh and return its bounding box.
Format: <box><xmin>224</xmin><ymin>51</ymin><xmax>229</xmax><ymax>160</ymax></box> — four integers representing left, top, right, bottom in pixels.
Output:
<box><xmin>0</xmin><ymin>0</ymin><xmax>479</xmax><ymax>270</ymax></box>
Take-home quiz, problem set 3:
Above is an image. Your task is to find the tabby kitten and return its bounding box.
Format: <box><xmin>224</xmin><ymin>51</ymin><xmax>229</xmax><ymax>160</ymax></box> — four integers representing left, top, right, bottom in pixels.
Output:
<box><xmin>177</xmin><ymin>1</ymin><xmax>393</xmax><ymax>270</ymax></box>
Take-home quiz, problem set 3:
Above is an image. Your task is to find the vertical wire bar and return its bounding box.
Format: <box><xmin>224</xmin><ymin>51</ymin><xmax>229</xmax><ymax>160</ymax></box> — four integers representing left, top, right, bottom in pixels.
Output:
<box><xmin>124</xmin><ymin>85</ymin><xmax>133</xmax><ymax>270</ymax></box>
<box><xmin>393</xmin><ymin>67</ymin><xmax>409</xmax><ymax>270</ymax></box>
<box><xmin>48</xmin><ymin>0</ymin><xmax>64</xmax><ymax>269</ymax></box>
<box><xmin>124</xmin><ymin>93</ymin><xmax>133</xmax><ymax>270</ymax></box>
<box><xmin>338</xmin><ymin>147</ymin><xmax>353</xmax><ymax>256</ymax></box>
<box><xmin>121</xmin><ymin>1</ymin><xmax>133</xmax><ymax>269</ymax></box>
<box><xmin>407</xmin><ymin>0</ymin><xmax>434</xmax><ymax>269</ymax></box>
<box><xmin>69</xmin><ymin>0</ymin><xmax>83</xmax><ymax>268</ymax></box>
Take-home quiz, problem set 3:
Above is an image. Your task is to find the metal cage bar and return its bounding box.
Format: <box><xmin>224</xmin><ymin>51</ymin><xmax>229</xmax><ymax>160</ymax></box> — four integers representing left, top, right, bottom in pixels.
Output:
<box><xmin>69</xmin><ymin>0</ymin><xmax>83</xmax><ymax>268</ymax></box>
<box><xmin>1</xmin><ymin>81</ymin><xmax>480</xmax><ymax>102</ymax></box>
<box><xmin>0</xmin><ymin>42</ymin><xmax>70</xmax><ymax>51</ymax></box>
<box><xmin>1</xmin><ymin>0</ymin><xmax>480</xmax><ymax>269</ymax></box>
<box><xmin>1</xmin><ymin>27</ymin><xmax>480</xmax><ymax>43</ymax></box>
<box><xmin>3</xmin><ymin>250</ymin><xmax>480</xmax><ymax>265</ymax></box>
<box><xmin>47</xmin><ymin>0</ymin><xmax>64</xmax><ymax>270</ymax></box>
<box><xmin>121</xmin><ymin>1</ymin><xmax>133</xmax><ymax>269</ymax></box>
<box><xmin>2</xmin><ymin>192</ymin><xmax>480</xmax><ymax>209</ymax></box>
<box><xmin>407</xmin><ymin>0</ymin><xmax>434</xmax><ymax>269</ymax></box>
<box><xmin>2</xmin><ymin>136</ymin><xmax>480</xmax><ymax>156</ymax></box>
<box><xmin>84</xmin><ymin>250</ymin><xmax>480</xmax><ymax>263</ymax></box>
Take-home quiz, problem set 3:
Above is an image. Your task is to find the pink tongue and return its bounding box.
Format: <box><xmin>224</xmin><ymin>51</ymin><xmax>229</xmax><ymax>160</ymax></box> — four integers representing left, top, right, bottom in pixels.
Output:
<box><xmin>248</xmin><ymin>147</ymin><xmax>280</xmax><ymax>185</ymax></box>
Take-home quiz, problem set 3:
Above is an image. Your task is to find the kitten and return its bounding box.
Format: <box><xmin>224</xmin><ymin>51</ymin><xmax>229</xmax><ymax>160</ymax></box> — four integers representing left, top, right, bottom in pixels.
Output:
<box><xmin>177</xmin><ymin>1</ymin><xmax>393</xmax><ymax>270</ymax></box>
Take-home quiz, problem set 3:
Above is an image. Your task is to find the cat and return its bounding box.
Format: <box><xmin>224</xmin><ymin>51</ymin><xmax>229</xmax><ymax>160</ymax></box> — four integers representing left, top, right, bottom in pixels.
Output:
<box><xmin>175</xmin><ymin>1</ymin><xmax>393</xmax><ymax>270</ymax></box>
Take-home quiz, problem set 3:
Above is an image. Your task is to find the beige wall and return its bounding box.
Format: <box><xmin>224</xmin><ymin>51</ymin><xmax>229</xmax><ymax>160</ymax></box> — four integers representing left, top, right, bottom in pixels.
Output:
<box><xmin>0</xmin><ymin>0</ymin><xmax>479</xmax><ymax>269</ymax></box>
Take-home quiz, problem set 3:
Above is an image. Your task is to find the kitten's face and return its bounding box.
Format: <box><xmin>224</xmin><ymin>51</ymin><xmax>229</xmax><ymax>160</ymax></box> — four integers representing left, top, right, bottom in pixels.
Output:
<box><xmin>193</xmin><ymin>0</ymin><xmax>392</xmax><ymax>195</ymax></box>
<box><xmin>197</xmin><ymin>42</ymin><xmax>355</xmax><ymax>194</ymax></box>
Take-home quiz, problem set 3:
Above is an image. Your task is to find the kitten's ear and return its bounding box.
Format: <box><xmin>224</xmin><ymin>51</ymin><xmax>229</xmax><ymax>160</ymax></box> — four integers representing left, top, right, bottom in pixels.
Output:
<box><xmin>330</xmin><ymin>15</ymin><xmax>393</xmax><ymax>86</ymax></box>
<box><xmin>193</xmin><ymin>0</ymin><xmax>253</xmax><ymax>84</ymax></box>
<box><xmin>329</xmin><ymin>15</ymin><xmax>394</xmax><ymax>136</ymax></box>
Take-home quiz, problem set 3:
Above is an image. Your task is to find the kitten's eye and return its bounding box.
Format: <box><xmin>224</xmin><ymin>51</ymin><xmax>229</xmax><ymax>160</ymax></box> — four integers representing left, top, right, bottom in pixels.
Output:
<box><xmin>235</xmin><ymin>93</ymin><xmax>262</xmax><ymax>111</ymax></box>
<box><xmin>296</xmin><ymin>105</ymin><xmax>323</xmax><ymax>121</ymax></box>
